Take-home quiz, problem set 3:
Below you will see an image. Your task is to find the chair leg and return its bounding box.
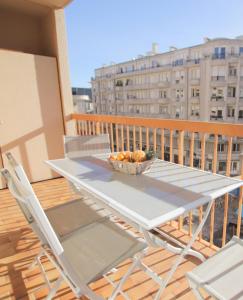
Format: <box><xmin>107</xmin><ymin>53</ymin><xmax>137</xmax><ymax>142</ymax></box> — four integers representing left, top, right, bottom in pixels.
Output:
<box><xmin>108</xmin><ymin>252</ymin><xmax>145</xmax><ymax>300</ymax></box>
<box><xmin>28</xmin><ymin>249</ymin><xmax>45</xmax><ymax>270</ymax></box>
<box><xmin>104</xmin><ymin>273</ymin><xmax>130</xmax><ymax>300</ymax></box>
<box><xmin>46</xmin><ymin>276</ymin><xmax>63</xmax><ymax>300</ymax></box>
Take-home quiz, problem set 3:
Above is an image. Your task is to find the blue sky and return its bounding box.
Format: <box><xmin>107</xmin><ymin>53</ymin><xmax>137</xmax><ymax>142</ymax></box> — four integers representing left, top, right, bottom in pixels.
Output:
<box><xmin>65</xmin><ymin>0</ymin><xmax>243</xmax><ymax>88</ymax></box>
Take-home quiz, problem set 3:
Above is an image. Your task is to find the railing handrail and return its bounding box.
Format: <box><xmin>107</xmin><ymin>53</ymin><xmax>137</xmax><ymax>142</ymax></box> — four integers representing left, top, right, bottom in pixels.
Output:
<box><xmin>72</xmin><ymin>113</ymin><xmax>243</xmax><ymax>137</ymax></box>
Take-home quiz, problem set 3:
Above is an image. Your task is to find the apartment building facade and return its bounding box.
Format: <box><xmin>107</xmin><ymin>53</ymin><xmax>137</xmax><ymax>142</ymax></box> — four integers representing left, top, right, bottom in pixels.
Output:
<box><xmin>72</xmin><ymin>87</ymin><xmax>93</xmax><ymax>113</ymax></box>
<box><xmin>92</xmin><ymin>37</ymin><xmax>243</xmax><ymax>175</ymax></box>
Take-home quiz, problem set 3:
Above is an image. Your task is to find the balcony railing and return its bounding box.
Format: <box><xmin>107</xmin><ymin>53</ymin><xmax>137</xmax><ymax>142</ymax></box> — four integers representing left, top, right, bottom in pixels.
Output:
<box><xmin>210</xmin><ymin>115</ymin><xmax>223</xmax><ymax>121</ymax></box>
<box><xmin>211</xmin><ymin>76</ymin><xmax>225</xmax><ymax>82</ymax></box>
<box><xmin>71</xmin><ymin>113</ymin><xmax>243</xmax><ymax>249</ymax></box>
<box><xmin>211</xmin><ymin>96</ymin><xmax>224</xmax><ymax>101</ymax></box>
<box><xmin>212</xmin><ymin>53</ymin><xmax>226</xmax><ymax>60</ymax></box>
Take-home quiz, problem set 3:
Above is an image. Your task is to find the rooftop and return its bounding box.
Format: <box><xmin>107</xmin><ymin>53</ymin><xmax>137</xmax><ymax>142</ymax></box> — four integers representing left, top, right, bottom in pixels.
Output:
<box><xmin>95</xmin><ymin>36</ymin><xmax>243</xmax><ymax>72</ymax></box>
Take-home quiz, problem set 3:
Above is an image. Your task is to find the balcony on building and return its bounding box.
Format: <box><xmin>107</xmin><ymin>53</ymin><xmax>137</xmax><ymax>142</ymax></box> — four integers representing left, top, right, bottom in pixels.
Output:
<box><xmin>210</xmin><ymin>95</ymin><xmax>225</xmax><ymax>102</ymax></box>
<box><xmin>2</xmin><ymin>3</ymin><xmax>243</xmax><ymax>299</ymax></box>
<box><xmin>190</xmin><ymin>111</ymin><xmax>200</xmax><ymax>120</ymax></box>
<box><xmin>3</xmin><ymin>110</ymin><xmax>243</xmax><ymax>298</ymax></box>
<box><xmin>211</xmin><ymin>75</ymin><xmax>226</xmax><ymax>82</ymax></box>
<box><xmin>212</xmin><ymin>54</ymin><xmax>225</xmax><ymax>59</ymax></box>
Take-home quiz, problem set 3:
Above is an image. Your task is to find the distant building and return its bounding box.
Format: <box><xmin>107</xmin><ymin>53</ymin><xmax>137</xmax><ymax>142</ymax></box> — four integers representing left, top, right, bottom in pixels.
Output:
<box><xmin>92</xmin><ymin>37</ymin><xmax>243</xmax><ymax>122</ymax></box>
<box><xmin>91</xmin><ymin>37</ymin><xmax>243</xmax><ymax>176</ymax></box>
<box><xmin>72</xmin><ymin>87</ymin><xmax>93</xmax><ymax>113</ymax></box>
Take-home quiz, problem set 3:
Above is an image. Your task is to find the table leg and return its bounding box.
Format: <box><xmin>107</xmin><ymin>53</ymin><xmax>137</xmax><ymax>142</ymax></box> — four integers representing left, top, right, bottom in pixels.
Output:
<box><xmin>154</xmin><ymin>199</ymin><xmax>214</xmax><ymax>300</ymax></box>
<box><xmin>142</xmin><ymin>229</ymin><xmax>206</xmax><ymax>262</ymax></box>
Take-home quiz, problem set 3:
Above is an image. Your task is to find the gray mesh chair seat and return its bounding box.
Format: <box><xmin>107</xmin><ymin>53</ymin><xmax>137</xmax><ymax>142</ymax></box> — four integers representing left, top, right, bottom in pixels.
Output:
<box><xmin>186</xmin><ymin>236</ymin><xmax>243</xmax><ymax>300</ymax></box>
<box><xmin>45</xmin><ymin>199</ymin><xmax>109</xmax><ymax>238</ymax></box>
<box><xmin>61</xmin><ymin>217</ymin><xmax>145</xmax><ymax>285</ymax></box>
<box><xmin>45</xmin><ymin>199</ymin><xmax>145</xmax><ymax>285</ymax></box>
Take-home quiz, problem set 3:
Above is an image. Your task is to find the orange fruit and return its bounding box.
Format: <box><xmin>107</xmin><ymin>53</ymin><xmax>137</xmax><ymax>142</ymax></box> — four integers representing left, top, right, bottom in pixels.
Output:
<box><xmin>131</xmin><ymin>150</ymin><xmax>146</xmax><ymax>162</ymax></box>
<box><xmin>109</xmin><ymin>154</ymin><xmax>117</xmax><ymax>160</ymax></box>
<box><xmin>117</xmin><ymin>152</ymin><xmax>125</xmax><ymax>161</ymax></box>
<box><xmin>124</xmin><ymin>151</ymin><xmax>132</xmax><ymax>161</ymax></box>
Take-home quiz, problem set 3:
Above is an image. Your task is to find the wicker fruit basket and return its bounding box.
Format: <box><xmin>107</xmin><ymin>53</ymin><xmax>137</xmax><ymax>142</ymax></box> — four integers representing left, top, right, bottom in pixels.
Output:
<box><xmin>108</xmin><ymin>150</ymin><xmax>154</xmax><ymax>175</ymax></box>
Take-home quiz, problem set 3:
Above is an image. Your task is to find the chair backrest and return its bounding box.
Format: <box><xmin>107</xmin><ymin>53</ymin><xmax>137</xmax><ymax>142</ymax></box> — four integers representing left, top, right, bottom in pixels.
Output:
<box><xmin>64</xmin><ymin>134</ymin><xmax>111</xmax><ymax>159</ymax></box>
<box><xmin>5</xmin><ymin>152</ymin><xmax>48</xmax><ymax>244</ymax></box>
<box><xmin>5</xmin><ymin>152</ymin><xmax>35</xmax><ymax>194</ymax></box>
<box><xmin>0</xmin><ymin>168</ymin><xmax>64</xmax><ymax>256</ymax></box>
<box><xmin>1</xmin><ymin>168</ymin><xmax>33</xmax><ymax>224</ymax></box>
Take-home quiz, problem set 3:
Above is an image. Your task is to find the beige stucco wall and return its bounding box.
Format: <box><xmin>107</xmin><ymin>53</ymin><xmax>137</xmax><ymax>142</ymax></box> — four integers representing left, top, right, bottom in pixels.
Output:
<box><xmin>0</xmin><ymin>7</ymin><xmax>45</xmax><ymax>55</ymax></box>
<box><xmin>0</xmin><ymin>2</ymin><xmax>75</xmax><ymax>188</ymax></box>
<box><xmin>0</xmin><ymin>50</ymin><xmax>65</xmax><ymax>184</ymax></box>
<box><xmin>53</xmin><ymin>9</ymin><xmax>76</xmax><ymax>135</ymax></box>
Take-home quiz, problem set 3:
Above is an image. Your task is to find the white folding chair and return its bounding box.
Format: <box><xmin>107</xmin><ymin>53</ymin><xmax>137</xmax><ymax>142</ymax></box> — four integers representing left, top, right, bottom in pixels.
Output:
<box><xmin>63</xmin><ymin>134</ymin><xmax>113</xmax><ymax>217</ymax></box>
<box><xmin>1</xmin><ymin>167</ymin><xmax>147</xmax><ymax>300</ymax></box>
<box><xmin>186</xmin><ymin>236</ymin><xmax>243</xmax><ymax>300</ymax></box>
<box><xmin>63</xmin><ymin>134</ymin><xmax>111</xmax><ymax>159</ymax></box>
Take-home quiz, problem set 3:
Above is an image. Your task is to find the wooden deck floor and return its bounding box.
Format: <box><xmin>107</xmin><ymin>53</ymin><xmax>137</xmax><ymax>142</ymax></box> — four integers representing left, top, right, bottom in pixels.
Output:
<box><xmin>0</xmin><ymin>178</ymin><xmax>216</xmax><ymax>300</ymax></box>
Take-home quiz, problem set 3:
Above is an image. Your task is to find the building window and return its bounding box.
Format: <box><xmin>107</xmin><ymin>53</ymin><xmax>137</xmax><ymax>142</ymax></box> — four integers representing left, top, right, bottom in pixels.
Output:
<box><xmin>239</xmin><ymin>110</ymin><xmax>243</xmax><ymax>119</ymax></box>
<box><xmin>140</xmin><ymin>64</ymin><xmax>146</xmax><ymax>70</ymax></box>
<box><xmin>159</xmin><ymin>90</ymin><xmax>167</xmax><ymax>99</ymax></box>
<box><xmin>211</xmin><ymin>88</ymin><xmax>224</xmax><ymax>100</ymax></box>
<box><xmin>159</xmin><ymin>105</ymin><xmax>168</xmax><ymax>114</ymax></box>
<box><xmin>229</xmin><ymin>66</ymin><xmax>237</xmax><ymax>76</ymax></box>
<box><xmin>240</xmin><ymin>47</ymin><xmax>243</xmax><ymax>55</ymax></box>
<box><xmin>160</xmin><ymin>72</ymin><xmax>170</xmax><ymax>82</ymax></box>
<box><xmin>190</xmin><ymin>68</ymin><xmax>200</xmax><ymax>79</ymax></box>
<box><xmin>176</xmin><ymin>89</ymin><xmax>184</xmax><ymax>99</ymax></box>
<box><xmin>192</xmin><ymin>88</ymin><xmax>200</xmax><ymax>97</ymax></box>
<box><xmin>227</xmin><ymin>106</ymin><xmax>235</xmax><ymax>117</ymax></box>
<box><xmin>228</xmin><ymin>86</ymin><xmax>236</xmax><ymax>98</ymax></box>
<box><xmin>175</xmin><ymin>108</ymin><xmax>180</xmax><ymax>118</ymax></box>
<box><xmin>118</xmin><ymin>67</ymin><xmax>123</xmax><ymax>74</ymax></box>
<box><xmin>217</xmin><ymin>144</ymin><xmax>225</xmax><ymax>152</ymax></box>
<box><xmin>231</xmin><ymin>161</ymin><xmax>238</xmax><ymax>171</ymax></box>
<box><xmin>239</xmin><ymin>88</ymin><xmax>243</xmax><ymax>99</ymax></box>
<box><xmin>115</xmin><ymin>80</ymin><xmax>123</xmax><ymax>87</ymax></box>
<box><xmin>152</xmin><ymin>60</ymin><xmax>159</xmax><ymax>68</ymax></box>
<box><xmin>217</xmin><ymin>110</ymin><xmax>223</xmax><ymax>118</ymax></box>
<box><xmin>213</xmin><ymin>47</ymin><xmax>226</xmax><ymax>59</ymax></box>
<box><xmin>211</xmin><ymin>66</ymin><xmax>225</xmax><ymax>80</ymax></box>
<box><xmin>126</xmin><ymin>65</ymin><xmax>134</xmax><ymax>72</ymax></box>
<box><xmin>232</xmin><ymin>143</ymin><xmax>240</xmax><ymax>152</ymax></box>
<box><xmin>191</xmin><ymin>103</ymin><xmax>200</xmax><ymax>116</ymax></box>
<box><xmin>125</xmin><ymin>79</ymin><xmax>133</xmax><ymax>86</ymax></box>
<box><xmin>218</xmin><ymin>161</ymin><xmax>226</xmax><ymax>172</ymax></box>
<box><xmin>172</xmin><ymin>59</ymin><xmax>184</xmax><ymax>67</ymax></box>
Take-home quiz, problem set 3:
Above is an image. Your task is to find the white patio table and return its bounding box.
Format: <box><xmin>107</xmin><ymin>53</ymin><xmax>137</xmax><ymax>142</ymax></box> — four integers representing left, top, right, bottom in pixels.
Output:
<box><xmin>46</xmin><ymin>154</ymin><xmax>243</xmax><ymax>299</ymax></box>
